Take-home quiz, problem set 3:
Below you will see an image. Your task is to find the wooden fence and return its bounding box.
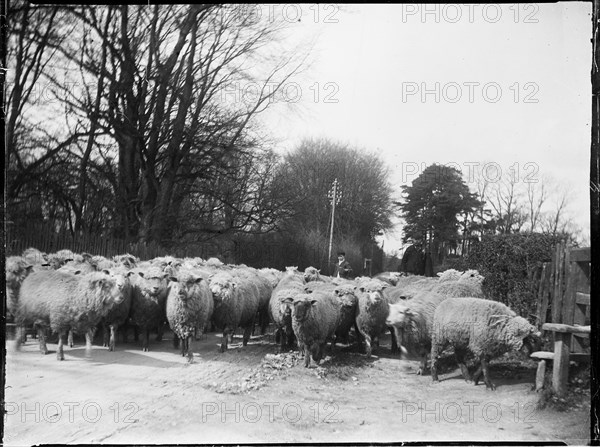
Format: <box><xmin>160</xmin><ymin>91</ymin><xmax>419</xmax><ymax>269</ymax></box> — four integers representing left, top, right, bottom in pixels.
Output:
<box><xmin>5</xmin><ymin>226</ymin><xmax>224</xmax><ymax>261</ymax></box>
<box><xmin>532</xmin><ymin>241</ymin><xmax>591</xmax><ymax>395</ymax></box>
<box><xmin>536</xmin><ymin>242</ymin><xmax>591</xmax><ymax>351</ymax></box>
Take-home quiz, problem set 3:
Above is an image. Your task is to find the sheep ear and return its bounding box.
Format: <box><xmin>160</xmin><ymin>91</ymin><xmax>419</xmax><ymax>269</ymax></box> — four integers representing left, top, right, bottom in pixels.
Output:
<box><xmin>102</xmin><ymin>269</ymin><xmax>111</xmax><ymax>275</ymax></box>
<box><xmin>311</xmin><ymin>300</ymin><xmax>318</xmax><ymax>307</ymax></box>
<box><xmin>317</xmin><ymin>269</ymin><xmax>321</xmax><ymax>273</ymax></box>
<box><xmin>26</xmin><ymin>265</ymin><xmax>34</xmax><ymax>272</ymax></box>
<box><xmin>283</xmin><ymin>297</ymin><xmax>294</xmax><ymax>303</ymax></box>
<box><xmin>194</xmin><ymin>277</ymin><xmax>203</xmax><ymax>284</ymax></box>
<box><xmin>162</xmin><ymin>273</ymin><xmax>169</xmax><ymax>279</ymax></box>
<box><xmin>334</xmin><ymin>289</ymin><xmax>340</xmax><ymax>296</ymax></box>
<box><xmin>169</xmin><ymin>276</ymin><xmax>178</xmax><ymax>283</ymax></box>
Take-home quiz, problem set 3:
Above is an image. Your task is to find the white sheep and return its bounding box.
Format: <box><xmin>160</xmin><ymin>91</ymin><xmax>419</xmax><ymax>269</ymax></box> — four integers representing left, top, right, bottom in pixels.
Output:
<box><xmin>354</xmin><ymin>279</ymin><xmax>395</xmax><ymax>357</ymax></box>
<box><xmin>286</xmin><ymin>291</ymin><xmax>341</xmax><ymax>367</ymax></box>
<box><xmin>16</xmin><ymin>270</ymin><xmax>126</xmax><ymax>360</ymax></box>
<box><xmin>166</xmin><ymin>269</ymin><xmax>214</xmax><ymax>362</ymax></box>
<box><xmin>430</xmin><ymin>297</ymin><xmax>539</xmax><ymax>389</ymax></box>
<box><xmin>128</xmin><ymin>266</ymin><xmax>170</xmax><ymax>351</ymax></box>
<box><xmin>209</xmin><ymin>270</ymin><xmax>260</xmax><ymax>352</ymax></box>
<box><xmin>385</xmin><ymin>291</ymin><xmax>447</xmax><ymax>373</ymax></box>
<box><xmin>269</xmin><ymin>268</ymin><xmax>306</xmax><ymax>351</ymax></box>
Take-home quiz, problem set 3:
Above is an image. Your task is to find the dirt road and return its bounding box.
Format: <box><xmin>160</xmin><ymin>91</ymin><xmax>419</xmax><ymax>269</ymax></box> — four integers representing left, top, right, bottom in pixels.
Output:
<box><xmin>3</xmin><ymin>330</ymin><xmax>590</xmax><ymax>445</ymax></box>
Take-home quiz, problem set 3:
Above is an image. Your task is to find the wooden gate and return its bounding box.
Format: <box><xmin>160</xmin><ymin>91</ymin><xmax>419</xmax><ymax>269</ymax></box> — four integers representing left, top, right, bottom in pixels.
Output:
<box><xmin>533</xmin><ymin>242</ymin><xmax>591</xmax><ymax>395</ymax></box>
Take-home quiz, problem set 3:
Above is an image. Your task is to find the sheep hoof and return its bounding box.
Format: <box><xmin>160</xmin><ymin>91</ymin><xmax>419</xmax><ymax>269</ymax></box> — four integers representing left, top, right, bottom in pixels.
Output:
<box><xmin>143</xmin><ymin>347</ymin><xmax>148</xmax><ymax>352</ymax></box>
<box><xmin>416</xmin><ymin>368</ymin><xmax>423</xmax><ymax>376</ymax></box>
<box><xmin>486</xmin><ymin>384</ymin><xmax>496</xmax><ymax>391</ymax></box>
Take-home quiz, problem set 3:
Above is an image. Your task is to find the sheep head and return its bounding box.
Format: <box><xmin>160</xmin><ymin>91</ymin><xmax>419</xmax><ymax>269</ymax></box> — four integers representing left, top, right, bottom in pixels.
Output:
<box><xmin>289</xmin><ymin>294</ymin><xmax>318</xmax><ymax>323</ymax></box>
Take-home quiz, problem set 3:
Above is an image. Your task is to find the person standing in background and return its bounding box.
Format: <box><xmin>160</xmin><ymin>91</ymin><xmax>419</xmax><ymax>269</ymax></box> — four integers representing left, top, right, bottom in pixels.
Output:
<box><xmin>333</xmin><ymin>251</ymin><xmax>353</xmax><ymax>279</ymax></box>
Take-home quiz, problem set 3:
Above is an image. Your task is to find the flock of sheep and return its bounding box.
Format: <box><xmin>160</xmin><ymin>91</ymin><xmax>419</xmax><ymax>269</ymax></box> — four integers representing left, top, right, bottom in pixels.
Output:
<box><xmin>6</xmin><ymin>248</ymin><xmax>540</xmax><ymax>390</ymax></box>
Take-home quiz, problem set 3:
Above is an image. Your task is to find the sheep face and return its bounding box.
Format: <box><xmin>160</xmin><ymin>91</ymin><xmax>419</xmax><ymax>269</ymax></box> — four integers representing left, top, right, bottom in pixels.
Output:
<box><xmin>135</xmin><ymin>271</ymin><xmax>168</xmax><ymax>297</ymax></box>
<box><xmin>385</xmin><ymin>303</ymin><xmax>412</xmax><ymax>327</ymax></box>
<box><xmin>334</xmin><ymin>286</ymin><xmax>357</xmax><ymax>307</ymax></box>
<box><xmin>6</xmin><ymin>257</ymin><xmax>34</xmax><ymax>288</ymax></box>
<box><xmin>303</xmin><ymin>267</ymin><xmax>320</xmax><ymax>282</ymax></box>
<box><xmin>356</xmin><ymin>284</ymin><xmax>386</xmax><ymax>306</ymax></box>
<box><xmin>290</xmin><ymin>297</ymin><xmax>318</xmax><ymax>323</ymax></box>
<box><xmin>88</xmin><ymin>274</ymin><xmax>126</xmax><ymax>307</ymax></box>
<box><xmin>278</xmin><ymin>289</ymin><xmax>299</xmax><ymax>318</ymax></box>
<box><xmin>209</xmin><ymin>276</ymin><xmax>235</xmax><ymax>303</ymax></box>
<box><xmin>506</xmin><ymin>316</ymin><xmax>539</xmax><ymax>351</ymax></box>
<box><xmin>22</xmin><ymin>248</ymin><xmax>48</xmax><ymax>264</ymax></box>
<box><xmin>169</xmin><ymin>275</ymin><xmax>204</xmax><ymax>302</ymax></box>
<box><xmin>285</xmin><ymin>266</ymin><xmax>300</xmax><ymax>276</ymax></box>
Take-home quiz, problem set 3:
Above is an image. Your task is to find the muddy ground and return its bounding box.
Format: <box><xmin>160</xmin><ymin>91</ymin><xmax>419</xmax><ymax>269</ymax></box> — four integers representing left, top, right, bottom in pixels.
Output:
<box><xmin>3</xmin><ymin>329</ymin><xmax>591</xmax><ymax>445</ymax></box>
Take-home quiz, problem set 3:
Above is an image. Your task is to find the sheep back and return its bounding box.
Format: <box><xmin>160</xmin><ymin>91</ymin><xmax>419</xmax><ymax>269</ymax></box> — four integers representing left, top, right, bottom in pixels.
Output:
<box><xmin>18</xmin><ymin>270</ymin><xmax>123</xmax><ymax>334</ymax></box>
<box><xmin>432</xmin><ymin>297</ymin><xmax>535</xmax><ymax>359</ymax></box>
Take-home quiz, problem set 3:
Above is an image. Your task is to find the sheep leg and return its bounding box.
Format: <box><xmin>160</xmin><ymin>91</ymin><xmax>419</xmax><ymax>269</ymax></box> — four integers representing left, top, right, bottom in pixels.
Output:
<box><xmin>37</xmin><ymin>327</ymin><xmax>48</xmax><ymax>355</ymax></box>
<box><xmin>173</xmin><ymin>335</ymin><xmax>180</xmax><ymax>349</ymax></box>
<box><xmin>186</xmin><ymin>336</ymin><xmax>194</xmax><ymax>363</ymax></box>
<box><xmin>303</xmin><ymin>344</ymin><xmax>311</xmax><ymax>368</ymax></box>
<box><xmin>134</xmin><ymin>326</ymin><xmax>139</xmax><ymax>342</ymax></box>
<box><xmin>284</xmin><ymin>325</ymin><xmax>296</xmax><ymax>350</ymax></box>
<box><xmin>155</xmin><ymin>322</ymin><xmax>164</xmax><ymax>342</ymax></box>
<box><xmin>57</xmin><ymin>331</ymin><xmax>65</xmax><ymax>361</ymax></box>
<box><xmin>180</xmin><ymin>337</ymin><xmax>186</xmax><ymax>356</ymax></box>
<box><xmin>67</xmin><ymin>329</ymin><xmax>74</xmax><ymax>348</ymax></box>
<box><xmin>472</xmin><ymin>365</ymin><xmax>483</xmax><ymax>384</ymax></box>
<box><xmin>275</xmin><ymin>327</ymin><xmax>282</xmax><ymax>344</ymax></box>
<box><xmin>14</xmin><ymin>326</ymin><xmax>23</xmax><ymax>350</ymax></box>
<box><xmin>416</xmin><ymin>352</ymin><xmax>428</xmax><ymax>375</ymax></box>
<box><xmin>102</xmin><ymin>323</ymin><xmax>110</xmax><ymax>348</ymax></box>
<box><xmin>431</xmin><ymin>343</ymin><xmax>440</xmax><ymax>382</ymax></box>
<box><xmin>390</xmin><ymin>327</ymin><xmax>399</xmax><ymax>354</ymax></box>
<box><xmin>353</xmin><ymin>321</ymin><xmax>365</xmax><ymax>350</ymax></box>
<box><xmin>277</xmin><ymin>328</ymin><xmax>287</xmax><ymax>352</ymax></box>
<box><xmin>220</xmin><ymin>328</ymin><xmax>230</xmax><ymax>352</ymax></box>
<box><xmin>109</xmin><ymin>324</ymin><xmax>118</xmax><ymax>352</ymax></box>
<box><xmin>85</xmin><ymin>328</ymin><xmax>95</xmax><ymax>350</ymax></box>
<box><xmin>392</xmin><ymin>327</ymin><xmax>403</xmax><ymax>358</ymax></box>
<box><xmin>455</xmin><ymin>349</ymin><xmax>472</xmax><ymax>382</ymax></box>
<box><xmin>142</xmin><ymin>328</ymin><xmax>150</xmax><ymax>352</ymax></box>
<box><xmin>479</xmin><ymin>356</ymin><xmax>495</xmax><ymax>390</ymax></box>
<box><xmin>355</xmin><ymin>323</ymin><xmax>372</xmax><ymax>357</ymax></box>
<box><xmin>260</xmin><ymin>311</ymin><xmax>269</xmax><ymax>335</ymax></box>
<box><xmin>242</xmin><ymin>324</ymin><xmax>253</xmax><ymax>346</ymax></box>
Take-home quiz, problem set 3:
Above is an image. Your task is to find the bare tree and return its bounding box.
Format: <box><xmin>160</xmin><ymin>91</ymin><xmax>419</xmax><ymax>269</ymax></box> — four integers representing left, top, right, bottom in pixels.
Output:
<box><xmin>526</xmin><ymin>178</ymin><xmax>547</xmax><ymax>232</ymax></box>
<box><xmin>7</xmin><ymin>4</ymin><xmax>310</xmax><ymax>246</ymax></box>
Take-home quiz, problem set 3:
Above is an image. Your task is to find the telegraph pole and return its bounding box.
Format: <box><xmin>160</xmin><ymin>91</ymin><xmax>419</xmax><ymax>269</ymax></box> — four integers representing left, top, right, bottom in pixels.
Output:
<box><xmin>327</xmin><ymin>178</ymin><xmax>342</xmax><ymax>274</ymax></box>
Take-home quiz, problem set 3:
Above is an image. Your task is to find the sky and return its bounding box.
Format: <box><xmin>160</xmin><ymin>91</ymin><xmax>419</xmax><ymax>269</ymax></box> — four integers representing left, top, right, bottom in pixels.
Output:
<box><xmin>257</xmin><ymin>3</ymin><xmax>592</xmax><ymax>255</ymax></box>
